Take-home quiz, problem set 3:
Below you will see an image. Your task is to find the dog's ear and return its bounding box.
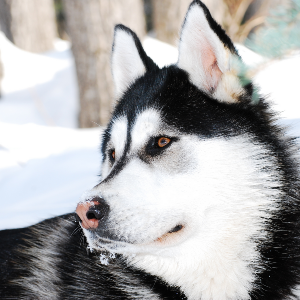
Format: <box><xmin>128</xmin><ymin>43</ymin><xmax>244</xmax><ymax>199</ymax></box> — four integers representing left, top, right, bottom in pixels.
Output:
<box><xmin>112</xmin><ymin>25</ymin><xmax>158</xmax><ymax>99</ymax></box>
<box><xmin>177</xmin><ymin>0</ymin><xmax>244</xmax><ymax>103</ymax></box>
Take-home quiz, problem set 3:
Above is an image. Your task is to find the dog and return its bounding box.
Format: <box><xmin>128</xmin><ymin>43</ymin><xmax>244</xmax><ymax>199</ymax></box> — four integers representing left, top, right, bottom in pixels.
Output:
<box><xmin>1</xmin><ymin>1</ymin><xmax>300</xmax><ymax>299</ymax></box>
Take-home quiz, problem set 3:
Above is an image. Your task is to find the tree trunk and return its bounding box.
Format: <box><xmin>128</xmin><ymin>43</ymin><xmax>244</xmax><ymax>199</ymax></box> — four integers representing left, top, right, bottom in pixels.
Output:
<box><xmin>152</xmin><ymin>0</ymin><xmax>190</xmax><ymax>46</ymax></box>
<box><xmin>62</xmin><ymin>0</ymin><xmax>145</xmax><ymax>128</ymax></box>
<box><xmin>0</xmin><ymin>0</ymin><xmax>57</xmax><ymax>53</ymax></box>
<box><xmin>152</xmin><ymin>0</ymin><xmax>227</xmax><ymax>46</ymax></box>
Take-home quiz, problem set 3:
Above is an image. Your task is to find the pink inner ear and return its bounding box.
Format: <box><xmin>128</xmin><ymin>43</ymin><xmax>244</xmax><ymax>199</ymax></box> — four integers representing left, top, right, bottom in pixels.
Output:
<box><xmin>201</xmin><ymin>40</ymin><xmax>223</xmax><ymax>93</ymax></box>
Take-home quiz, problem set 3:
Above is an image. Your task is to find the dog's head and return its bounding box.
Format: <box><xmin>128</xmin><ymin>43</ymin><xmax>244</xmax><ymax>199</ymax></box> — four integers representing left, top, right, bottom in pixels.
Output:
<box><xmin>76</xmin><ymin>1</ymin><xmax>283</xmax><ymax>298</ymax></box>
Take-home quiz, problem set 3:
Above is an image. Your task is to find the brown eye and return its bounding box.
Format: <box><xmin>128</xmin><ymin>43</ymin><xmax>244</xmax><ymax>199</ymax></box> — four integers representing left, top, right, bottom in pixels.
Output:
<box><xmin>109</xmin><ymin>149</ymin><xmax>115</xmax><ymax>163</ymax></box>
<box><xmin>158</xmin><ymin>137</ymin><xmax>171</xmax><ymax>148</ymax></box>
<box><xmin>146</xmin><ymin>136</ymin><xmax>177</xmax><ymax>157</ymax></box>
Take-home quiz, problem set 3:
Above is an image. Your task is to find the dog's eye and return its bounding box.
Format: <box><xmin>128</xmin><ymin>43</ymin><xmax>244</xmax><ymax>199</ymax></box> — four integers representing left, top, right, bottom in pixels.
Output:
<box><xmin>109</xmin><ymin>149</ymin><xmax>115</xmax><ymax>164</ymax></box>
<box><xmin>157</xmin><ymin>137</ymin><xmax>171</xmax><ymax>148</ymax></box>
<box><xmin>146</xmin><ymin>136</ymin><xmax>177</xmax><ymax>157</ymax></box>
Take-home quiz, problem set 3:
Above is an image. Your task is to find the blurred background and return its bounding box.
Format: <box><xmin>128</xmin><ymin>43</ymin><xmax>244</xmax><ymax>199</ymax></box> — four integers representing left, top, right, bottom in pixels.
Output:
<box><xmin>0</xmin><ymin>0</ymin><xmax>299</xmax><ymax>128</ymax></box>
<box><xmin>0</xmin><ymin>0</ymin><xmax>299</xmax><ymax>229</ymax></box>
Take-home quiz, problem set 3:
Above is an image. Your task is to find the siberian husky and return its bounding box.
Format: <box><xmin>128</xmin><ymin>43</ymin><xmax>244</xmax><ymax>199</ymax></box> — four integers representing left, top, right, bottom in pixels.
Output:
<box><xmin>1</xmin><ymin>1</ymin><xmax>300</xmax><ymax>299</ymax></box>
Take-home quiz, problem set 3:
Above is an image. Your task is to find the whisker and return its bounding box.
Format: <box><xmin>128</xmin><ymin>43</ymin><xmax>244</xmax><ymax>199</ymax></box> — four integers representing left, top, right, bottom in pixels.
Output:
<box><xmin>71</xmin><ymin>225</ymin><xmax>81</xmax><ymax>236</ymax></box>
<box><xmin>92</xmin><ymin>121</ymin><xmax>101</xmax><ymax>127</ymax></box>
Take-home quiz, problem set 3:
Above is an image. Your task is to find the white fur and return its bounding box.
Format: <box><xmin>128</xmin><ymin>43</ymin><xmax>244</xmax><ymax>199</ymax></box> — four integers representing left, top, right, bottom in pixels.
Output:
<box><xmin>292</xmin><ymin>286</ymin><xmax>300</xmax><ymax>299</ymax></box>
<box><xmin>130</xmin><ymin>109</ymin><xmax>161</xmax><ymax>152</ymax></box>
<box><xmin>128</xmin><ymin>135</ymin><xmax>280</xmax><ymax>300</ymax></box>
<box><xmin>101</xmin><ymin>116</ymin><xmax>128</xmax><ymax>178</ymax></box>
<box><xmin>177</xmin><ymin>4</ymin><xmax>244</xmax><ymax>103</ymax></box>
<box><xmin>112</xmin><ymin>29</ymin><xmax>146</xmax><ymax>100</ymax></box>
<box><xmin>85</xmin><ymin>108</ymin><xmax>282</xmax><ymax>300</ymax></box>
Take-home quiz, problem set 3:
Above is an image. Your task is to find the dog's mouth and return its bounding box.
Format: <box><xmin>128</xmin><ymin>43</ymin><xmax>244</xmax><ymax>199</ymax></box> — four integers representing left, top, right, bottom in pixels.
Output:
<box><xmin>169</xmin><ymin>224</ymin><xmax>184</xmax><ymax>233</ymax></box>
<box><xmin>155</xmin><ymin>224</ymin><xmax>184</xmax><ymax>243</ymax></box>
<box><xmin>82</xmin><ymin>222</ymin><xmax>185</xmax><ymax>255</ymax></box>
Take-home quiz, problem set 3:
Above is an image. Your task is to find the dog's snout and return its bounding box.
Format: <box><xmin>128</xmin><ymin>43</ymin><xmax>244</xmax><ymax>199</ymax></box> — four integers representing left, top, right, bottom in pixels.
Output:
<box><xmin>86</xmin><ymin>210</ymin><xmax>102</xmax><ymax>220</ymax></box>
<box><xmin>76</xmin><ymin>197</ymin><xmax>109</xmax><ymax>230</ymax></box>
<box><xmin>86</xmin><ymin>197</ymin><xmax>109</xmax><ymax>221</ymax></box>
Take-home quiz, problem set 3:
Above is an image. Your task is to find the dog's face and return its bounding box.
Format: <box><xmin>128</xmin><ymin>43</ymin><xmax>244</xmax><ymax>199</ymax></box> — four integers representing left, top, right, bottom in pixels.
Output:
<box><xmin>84</xmin><ymin>105</ymin><xmax>278</xmax><ymax>253</ymax></box>
<box><xmin>77</xmin><ymin>1</ymin><xmax>282</xmax><ymax>298</ymax></box>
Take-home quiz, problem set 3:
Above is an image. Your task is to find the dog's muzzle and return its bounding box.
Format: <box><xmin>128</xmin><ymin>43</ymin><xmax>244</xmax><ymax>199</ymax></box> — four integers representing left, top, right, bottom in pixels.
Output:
<box><xmin>76</xmin><ymin>197</ymin><xmax>109</xmax><ymax>229</ymax></box>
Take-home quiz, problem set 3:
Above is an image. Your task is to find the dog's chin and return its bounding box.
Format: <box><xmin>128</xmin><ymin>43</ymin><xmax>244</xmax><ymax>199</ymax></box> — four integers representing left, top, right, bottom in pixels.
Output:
<box><xmin>82</xmin><ymin>224</ymin><xmax>186</xmax><ymax>256</ymax></box>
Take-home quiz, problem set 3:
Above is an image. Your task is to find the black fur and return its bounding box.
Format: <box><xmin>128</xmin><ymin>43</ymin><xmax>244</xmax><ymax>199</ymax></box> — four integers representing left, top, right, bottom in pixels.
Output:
<box><xmin>0</xmin><ymin>214</ymin><xmax>186</xmax><ymax>299</ymax></box>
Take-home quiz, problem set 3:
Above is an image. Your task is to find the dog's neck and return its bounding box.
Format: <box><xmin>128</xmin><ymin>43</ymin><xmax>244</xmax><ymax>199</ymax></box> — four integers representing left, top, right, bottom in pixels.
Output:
<box><xmin>129</xmin><ymin>230</ymin><xmax>258</xmax><ymax>300</ymax></box>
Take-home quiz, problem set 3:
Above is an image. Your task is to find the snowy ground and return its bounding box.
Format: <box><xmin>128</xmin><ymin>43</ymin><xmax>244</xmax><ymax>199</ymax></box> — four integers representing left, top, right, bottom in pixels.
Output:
<box><xmin>0</xmin><ymin>33</ymin><xmax>300</xmax><ymax>230</ymax></box>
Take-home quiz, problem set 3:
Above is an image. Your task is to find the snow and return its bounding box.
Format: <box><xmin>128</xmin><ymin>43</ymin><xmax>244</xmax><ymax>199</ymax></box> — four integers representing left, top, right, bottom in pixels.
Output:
<box><xmin>0</xmin><ymin>33</ymin><xmax>98</xmax><ymax>229</ymax></box>
<box><xmin>143</xmin><ymin>36</ymin><xmax>179</xmax><ymax>68</ymax></box>
<box><xmin>255</xmin><ymin>54</ymin><xmax>300</xmax><ymax>120</ymax></box>
<box><xmin>0</xmin><ymin>33</ymin><xmax>79</xmax><ymax>128</ymax></box>
<box><xmin>235</xmin><ymin>44</ymin><xmax>300</xmax><ymax>120</ymax></box>
<box><xmin>0</xmin><ymin>33</ymin><xmax>300</xmax><ymax>230</ymax></box>
<box><xmin>0</xmin><ymin>122</ymin><xmax>102</xmax><ymax>229</ymax></box>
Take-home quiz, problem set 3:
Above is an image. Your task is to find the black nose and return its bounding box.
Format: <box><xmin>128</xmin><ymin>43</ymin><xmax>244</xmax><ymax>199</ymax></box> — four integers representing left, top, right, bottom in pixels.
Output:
<box><xmin>86</xmin><ymin>197</ymin><xmax>110</xmax><ymax>221</ymax></box>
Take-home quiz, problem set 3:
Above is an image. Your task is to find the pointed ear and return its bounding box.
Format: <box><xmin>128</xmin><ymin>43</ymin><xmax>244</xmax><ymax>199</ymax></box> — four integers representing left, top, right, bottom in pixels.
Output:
<box><xmin>112</xmin><ymin>25</ymin><xmax>158</xmax><ymax>99</ymax></box>
<box><xmin>177</xmin><ymin>0</ymin><xmax>244</xmax><ymax>103</ymax></box>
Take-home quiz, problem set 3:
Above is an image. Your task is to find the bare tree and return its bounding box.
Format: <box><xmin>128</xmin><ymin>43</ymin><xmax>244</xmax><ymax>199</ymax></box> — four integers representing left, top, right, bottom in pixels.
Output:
<box><xmin>222</xmin><ymin>0</ymin><xmax>270</xmax><ymax>43</ymax></box>
<box><xmin>152</xmin><ymin>0</ymin><xmax>286</xmax><ymax>44</ymax></box>
<box><xmin>0</xmin><ymin>0</ymin><xmax>57</xmax><ymax>53</ymax></box>
<box><xmin>152</xmin><ymin>0</ymin><xmax>227</xmax><ymax>46</ymax></box>
<box><xmin>62</xmin><ymin>0</ymin><xmax>145</xmax><ymax>128</ymax></box>
<box><xmin>152</xmin><ymin>0</ymin><xmax>189</xmax><ymax>46</ymax></box>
